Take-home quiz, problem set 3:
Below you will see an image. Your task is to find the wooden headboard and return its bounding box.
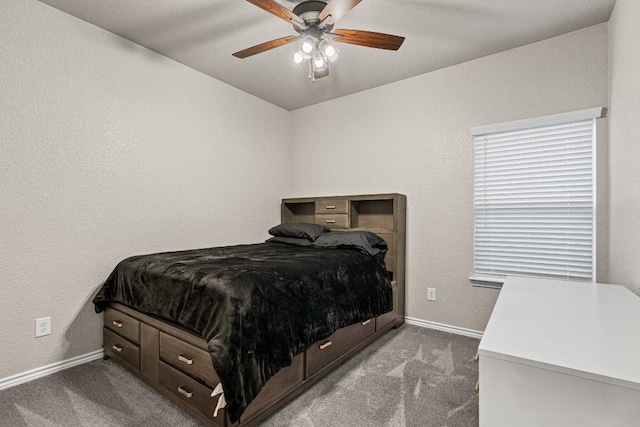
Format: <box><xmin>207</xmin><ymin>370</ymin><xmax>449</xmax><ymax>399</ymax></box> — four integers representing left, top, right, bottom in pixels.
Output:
<box><xmin>281</xmin><ymin>193</ymin><xmax>406</xmax><ymax>326</ymax></box>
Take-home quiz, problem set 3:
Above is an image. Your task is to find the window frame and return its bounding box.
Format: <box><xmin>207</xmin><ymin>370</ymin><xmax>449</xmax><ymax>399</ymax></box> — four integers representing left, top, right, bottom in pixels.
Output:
<box><xmin>469</xmin><ymin>107</ymin><xmax>603</xmax><ymax>288</ymax></box>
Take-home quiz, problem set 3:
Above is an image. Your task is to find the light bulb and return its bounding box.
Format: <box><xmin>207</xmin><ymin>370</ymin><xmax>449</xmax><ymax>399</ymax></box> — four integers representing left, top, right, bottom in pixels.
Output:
<box><xmin>293</xmin><ymin>52</ymin><xmax>304</xmax><ymax>64</ymax></box>
<box><xmin>319</xmin><ymin>40</ymin><xmax>339</xmax><ymax>62</ymax></box>
<box><xmin>324</xmin><ymin>45</ymin><xmax>336</xmax><ymax>57</ymax></box>
<box><xmin>298</xmin><ymin>36</ymin><xmax>315</xmax><ymax>59</ymax></box>
<box><xmin>301</xmin><ymin>40</ymin><xmax>314</xmax><ymax>54</ymax></box>
<box><xmin>314</xmin><ymin>55</ymin><xmax>326</xmax><ymax>68</ymax></box>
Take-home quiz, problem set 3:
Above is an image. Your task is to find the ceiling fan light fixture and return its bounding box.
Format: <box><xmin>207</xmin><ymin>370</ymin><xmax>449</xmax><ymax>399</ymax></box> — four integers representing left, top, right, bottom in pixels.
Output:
<box><xmin>324</xmin><ymin>44</ymin><xmax>336</xmax><ymax>57</ymax></box>
<box><xmin>292</xmin><ymin>52</ymin><xmax>304</xmax><ymax>65</ymax></box>
<box><xmin>232</xmin><ymin>0</ymin><xmax>404</xmax><ymax>82</ymax></box>
<box><xmin>313</xmin><ymin>53</ymin><xmax>327</xmax><ymax>69</ymax></box>
<box><xmin>319</xmin><ymin>40</ymin><xmax>339</xmax><ymax>62</ymax></box>
<box><xmin>300</xmin><ymin>36</ymin><xmax>316</xmax><ymax>55</ymax></box>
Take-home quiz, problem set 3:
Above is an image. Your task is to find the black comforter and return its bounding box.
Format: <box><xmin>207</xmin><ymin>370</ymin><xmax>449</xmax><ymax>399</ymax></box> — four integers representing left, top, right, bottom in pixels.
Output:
<box><xmin>93</xmin><ymin>242</ymin><xmax>392</xmax><ymax>422</ymax></box>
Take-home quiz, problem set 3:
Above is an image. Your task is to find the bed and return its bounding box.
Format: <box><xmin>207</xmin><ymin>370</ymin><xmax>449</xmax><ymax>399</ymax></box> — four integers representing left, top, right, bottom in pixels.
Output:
<box><xmin>94</xmin><ymin>193</ymin><xmax>406</xmax><ymax>426</ymax></box>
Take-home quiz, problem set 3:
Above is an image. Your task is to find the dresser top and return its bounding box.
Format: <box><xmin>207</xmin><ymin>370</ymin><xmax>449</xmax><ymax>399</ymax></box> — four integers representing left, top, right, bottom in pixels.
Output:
<box><xmin>479</xmin><ymin>276</ymin><xmax>640</xmax><ymax>390</ymax></box>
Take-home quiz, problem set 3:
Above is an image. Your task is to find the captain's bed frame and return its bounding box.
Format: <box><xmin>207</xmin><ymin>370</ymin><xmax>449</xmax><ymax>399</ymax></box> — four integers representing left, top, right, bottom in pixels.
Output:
<box><xmin>103</xmin><ymin>193</ymin><xmax>406</xmax><ymax>426</ymax></box>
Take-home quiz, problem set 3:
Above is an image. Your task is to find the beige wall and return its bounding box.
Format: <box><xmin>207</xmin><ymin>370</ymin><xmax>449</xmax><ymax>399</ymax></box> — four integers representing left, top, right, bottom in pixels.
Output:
<box><xmin>0</xmin><ymin>1</ymin><xmax>615</xmax><ymax>380</ymax></box>
<box><xmin>0</xmin><ymin>1</ymin><xmax>291</xmax><ymax>378</ymax></box>
<box><xmin>290</xmin><ymin>24</ymin><xmax>609</xmax><ymax>332</ymax></box>
<box><xmin>608</xmin><ymin>0</ymin><xmax>640</xmax><ymax>296</ymax></box>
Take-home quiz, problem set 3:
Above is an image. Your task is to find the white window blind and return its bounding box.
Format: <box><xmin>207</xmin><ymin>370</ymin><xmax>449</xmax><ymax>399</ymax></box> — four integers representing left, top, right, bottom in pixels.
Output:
<box><xmin>473</xmin><ymin>114</ymin><xmax>597</xmax><ymax>282</ymax></box>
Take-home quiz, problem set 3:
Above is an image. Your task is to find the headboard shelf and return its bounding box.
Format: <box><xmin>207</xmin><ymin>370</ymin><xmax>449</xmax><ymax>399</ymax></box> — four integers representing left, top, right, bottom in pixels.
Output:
<box><xmin>350</xmin><ymin>199</ymin><xmax>394</xmax><ymax>230</ymax></box>
<box><xmin>282</xmin><ymin>201</ymin><xmax>315</xmax><ymax>224</ymax></box>
<box><xmin>281</xmin><ymin>193</ymin><xmax>406</xmax><ymax>326</ymax></box>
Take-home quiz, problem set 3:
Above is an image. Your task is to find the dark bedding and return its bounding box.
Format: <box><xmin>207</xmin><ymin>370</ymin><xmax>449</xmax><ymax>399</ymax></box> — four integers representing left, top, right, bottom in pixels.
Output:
<box><xmin>93</xmin><ymin>242</ymin><xmax>392</xmax><ymax>422</ymax></box>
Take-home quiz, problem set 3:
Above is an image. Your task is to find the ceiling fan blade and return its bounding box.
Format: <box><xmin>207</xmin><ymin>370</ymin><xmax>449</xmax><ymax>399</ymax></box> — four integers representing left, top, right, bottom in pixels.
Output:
<box><xmin>319</xmin><ymin>0</ymin><xmax>362</xmax><ymax>26</ymax></box>
<box><xmin>333</xmin><ymin>29</ymin><xmax>405</xmax><ymax>50</ymax></box>
<box><xmin>232</xmin><ymin>35</ymin><xmax>298</xmax><ymax>59</ymax></box>
<box><xmin>245</xmin><ymin>0</ymin><xmax>304</xmax><ymax>25</ymax></box>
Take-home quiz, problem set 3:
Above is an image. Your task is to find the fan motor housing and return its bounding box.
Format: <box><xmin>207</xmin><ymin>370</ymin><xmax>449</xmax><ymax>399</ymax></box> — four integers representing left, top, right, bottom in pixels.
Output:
<box><xmin>293</xmin><ymin>1</ymin><xmax>328</xmax><ymax>29</ymax></box>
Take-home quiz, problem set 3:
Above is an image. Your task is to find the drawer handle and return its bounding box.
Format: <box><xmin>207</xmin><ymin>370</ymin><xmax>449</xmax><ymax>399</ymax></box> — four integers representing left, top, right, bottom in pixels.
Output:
<box><xmin>112</xmin><ymin>344</ymin><xmax>123</xmax><ymax>353</ymax></box>
<box><xmin>361</xmin><ymin>319</ymin><xmax>371</xmax><ymax>326</ymax></box>
<box><xmin>177</xmin><ymin>386</ymin><xmax>193</xmax><ymax>399</ymax></box>
<box><xmin>325</xmin><ymin>220</ymin><xmax>336</xmax><ymax>224</ymax></box>
<box><xmin>319</xmin><ymin>341</ymin><xmax>332</xmax><ymax>350</ymax></box>
<box><xmin>326</xmin><ymin>205</ymin><xmax>336</xmax><ymax>209</ymax></box>
<box><xmin>474</xmin><ymin>351</ymin><xmax>479</xmax><ymax>363</ymax></box>
<box><xmin>178</xmin><ymin>355</ymin><xmax>194</xmax><ymax>365</ymax></box>
<box><xmin>474</xmin><ymin>380</ymin><xmax>479</xmax><ymax>394</ymax></box>
<box><xmin>112</xmin><ymin>320</ymin><xmax>123</xmax><ymax>328</ymax></box>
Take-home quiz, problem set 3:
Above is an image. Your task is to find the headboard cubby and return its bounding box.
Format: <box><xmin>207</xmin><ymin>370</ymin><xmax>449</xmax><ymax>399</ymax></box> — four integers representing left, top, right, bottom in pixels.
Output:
<box><xmin>282</xmin><ymin>201</ymin><xmax>315</xmax><ymax>224</ymax></box>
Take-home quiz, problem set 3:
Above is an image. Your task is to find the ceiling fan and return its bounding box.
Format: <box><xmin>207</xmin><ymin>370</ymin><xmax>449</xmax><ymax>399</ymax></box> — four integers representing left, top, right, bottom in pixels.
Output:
<box><xmin>232</xmin><ymin>0</ymin><xmax>405</xmax><ymax>81</ymax></box>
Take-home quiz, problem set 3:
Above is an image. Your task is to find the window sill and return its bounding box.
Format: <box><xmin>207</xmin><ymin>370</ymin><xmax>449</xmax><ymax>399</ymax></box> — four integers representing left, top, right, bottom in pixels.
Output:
<box><xmin>469</xmin><ymin>275</ymin><xmax>505</xmax><ymax>289</ymax></box>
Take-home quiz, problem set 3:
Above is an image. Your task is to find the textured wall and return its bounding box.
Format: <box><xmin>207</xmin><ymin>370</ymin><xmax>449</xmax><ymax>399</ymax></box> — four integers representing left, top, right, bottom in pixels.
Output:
<box><xmin>0</xmin><ymin>0</ymin><xmax>290</xmax><ymax>378</ymax></box>
<box><xmin>0</xmin><ymin>0</ymin><xmax>614</xmax><ymax>381</ymax></box>
<box><xmin>289</xmin><ymin>24</ymin><xmax>609</xmax><ymax>332</ymax></box>
<box><xmin>608</xmin><ymin>0</ymin><xmax>640</xmax><ymax>296</ymax></box>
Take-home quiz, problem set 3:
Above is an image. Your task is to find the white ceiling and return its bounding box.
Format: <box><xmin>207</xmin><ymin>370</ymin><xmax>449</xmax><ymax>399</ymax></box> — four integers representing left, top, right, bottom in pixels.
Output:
<box><xmin>38</xmin><ymin>0</ymin><xmax>615</xmax><ymax>111</ymax></box>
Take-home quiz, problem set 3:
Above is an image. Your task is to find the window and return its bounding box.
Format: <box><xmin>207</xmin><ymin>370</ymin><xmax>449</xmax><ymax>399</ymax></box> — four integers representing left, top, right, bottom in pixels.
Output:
<box><xmin>472</xmin><ymin>108</ymin><xmax>602</xmax><ymax>285</ymax></box>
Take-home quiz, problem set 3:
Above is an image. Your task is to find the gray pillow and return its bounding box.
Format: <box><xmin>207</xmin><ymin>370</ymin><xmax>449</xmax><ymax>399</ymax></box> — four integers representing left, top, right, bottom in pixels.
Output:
<box><xmin>312</xmin><ymin>231</ymin><xmax>388</xmax><ymax>256</ymax></box>
<box><xmin>266</xmin><ymin>236</ymin><xmax>312</xmax><ymax>246</ymax></box>
<box><xmin>268</xmin><ymin>222</ymin><xmax>330</xmax><ymax>241</ymax></box>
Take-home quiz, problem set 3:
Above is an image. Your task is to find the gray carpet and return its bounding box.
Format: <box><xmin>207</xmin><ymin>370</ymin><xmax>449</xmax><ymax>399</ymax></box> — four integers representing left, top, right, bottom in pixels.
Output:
<box><xmin>0</xmin><ymin>325</ymin><xmax>479</xmax><ymax>426</ymax></box>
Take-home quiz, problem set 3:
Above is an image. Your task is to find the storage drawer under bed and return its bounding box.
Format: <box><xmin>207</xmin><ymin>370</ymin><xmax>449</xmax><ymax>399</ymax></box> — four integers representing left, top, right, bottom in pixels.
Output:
<box><xmin>103</xmin><ymin>328</ymin><xmax>139</xmax><ymax>370</ymax></box>
<box><xmin>240</xmin><ymin>353</ymin><xmax>305</xmax><ymax>423</ymax></box>
<box><xmin>160</xmin><ymin>331</ymin><xmax>219</xmax><ymax>388</ymax></box>
<box><xmin>158</xmin><ymin>361</ymin><xmax>225</xmax><ymax>426</ymax></box>
<box><xmin>306</xmin><ymin>318</ymin><xmax>375</xmax><ymax>377</ymax></box>
<box><xmin>104</xmin><ymin>306</ymin><xmax>140</xmax><ymax>344</ymax></box>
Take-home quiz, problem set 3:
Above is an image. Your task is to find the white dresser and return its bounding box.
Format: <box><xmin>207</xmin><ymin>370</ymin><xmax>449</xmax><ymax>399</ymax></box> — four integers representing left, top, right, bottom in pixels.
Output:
<box><xmin>479</xmin><ymin>276</ymin><xmax>640</xmax><ymax>427</ymax></box>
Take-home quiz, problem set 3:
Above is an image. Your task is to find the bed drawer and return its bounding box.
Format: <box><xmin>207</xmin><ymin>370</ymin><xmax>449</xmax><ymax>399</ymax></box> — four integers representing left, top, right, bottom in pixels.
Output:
<box><xmin>103</xmin><ymin>328</ymin><xmax>139</xmax><ymax>370</ymax></box>
<box><xmin>315</xmin><ymin>214</ymin><xmax>349</xmax><ymax>229</ymax></box>
<box><xmin>104</xmin><ymin>306</ymin><xmax>140</xmax><ymax>345</ymax></box>
<box><xmin>160</xmin><ymin>332</ymin><xmax>219</xmax><ymax>388</ymax></box>
<box><xmin>158</xmin><ymin>361</ymin><xmax>224</xmax><ymax>426</ymax></box>
<box><xmin>315</xmin><ymin>200</ymin><xmax>349</xmax><ymax>214</ymax></box>
<box><xmin>306</xmin><ymin>319</ymin><xmax>375</xmax><ymax>377</ymax></box>
<box><xmin>241</xmin><ymin>353</ymin><xmax>304</xmax><ymax>422</ymax></box>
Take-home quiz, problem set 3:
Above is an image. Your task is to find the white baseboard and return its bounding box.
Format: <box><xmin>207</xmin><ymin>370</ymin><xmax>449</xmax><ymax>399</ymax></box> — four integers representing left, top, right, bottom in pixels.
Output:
<box><xmin>0</xmin><ymin>349</ymin><xmax>104</xmax><ymax>391</ymax></box>
<box><xmin>404</xmin><ymin>316</ymin><xmax>484</xmax><ymax>339</ymax></box>
<box><xmin>0</xmin><ymin>319</ymin><xmax>480</xmax><ymax>391</ymax></box>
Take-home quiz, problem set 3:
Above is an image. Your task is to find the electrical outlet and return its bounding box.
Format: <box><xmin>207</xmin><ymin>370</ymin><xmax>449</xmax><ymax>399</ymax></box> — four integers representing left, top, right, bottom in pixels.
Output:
<box><xmin>35</xmin><ymin>317</ymin><xmax>51</xmax><ymax>337</ymax></box>
<box><xmin>427</xmin><ymin>288</ymin><xmax>436</xmax><ymax>301</ymax></box>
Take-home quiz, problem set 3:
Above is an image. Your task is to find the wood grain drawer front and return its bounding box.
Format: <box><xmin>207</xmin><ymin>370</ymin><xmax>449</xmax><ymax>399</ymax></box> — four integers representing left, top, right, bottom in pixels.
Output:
<box><xmin>103</xmin><ymin>328</ymin><xmax>139</xmax><ymax>370</ymax></box>
<box><xmin>158</xmin><ymin>361</ymin><xmax>224</xmax><ymax>426</ymax></box>
<box><xmin>306</xmin><ymin>319</ymin><xmax>375</xmax><ymax>377</ymax></box>
<box><xmin>104</xmin><ymin>307</ymin><xmax>140</xmax><ymax>344</ymax></box>
<box><xmin>315</xmin><ymin>200</ymin><xmax>349</xmax><ymax>214</ymax></box>
<box><xmin>315</xmin><ymin>214</ymin><xmax>349</xmax><ymax>229</ymax></box>
<box><xmin>160</xmin><ymin>332</ymin><xmax>218</xmax><ymax>387</ymax></box>
<box><xmin>241</xmin><ymin>353</ymin><xmax>304</xmax><ymax>422</ymax></box>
